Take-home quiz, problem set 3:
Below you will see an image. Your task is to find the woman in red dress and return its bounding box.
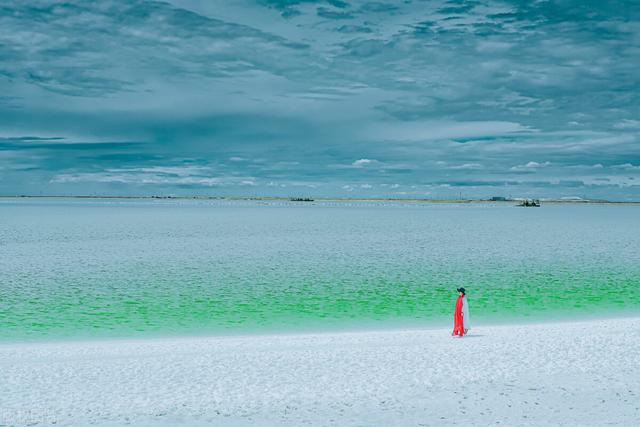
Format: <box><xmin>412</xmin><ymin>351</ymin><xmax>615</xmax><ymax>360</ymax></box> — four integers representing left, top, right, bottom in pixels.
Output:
<box><xmin>452</xmin><ymin>287</ymin><xmax>470</xmax><ymax>337</ymax></box>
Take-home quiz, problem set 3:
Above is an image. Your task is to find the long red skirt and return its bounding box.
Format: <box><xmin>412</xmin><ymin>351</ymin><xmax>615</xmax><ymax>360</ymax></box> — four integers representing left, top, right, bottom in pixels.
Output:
<box><xmin>451</xmin><ymin>295</ymin><xmax>465</xmax><ymax>336</ymax></box>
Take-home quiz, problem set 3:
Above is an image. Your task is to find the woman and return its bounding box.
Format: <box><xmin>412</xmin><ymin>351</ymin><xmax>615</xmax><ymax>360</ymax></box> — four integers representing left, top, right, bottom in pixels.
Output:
<box><xmin>451</xmin><ymin>287</ymin><xmax>470</xmax><ymax>337</ymax></box>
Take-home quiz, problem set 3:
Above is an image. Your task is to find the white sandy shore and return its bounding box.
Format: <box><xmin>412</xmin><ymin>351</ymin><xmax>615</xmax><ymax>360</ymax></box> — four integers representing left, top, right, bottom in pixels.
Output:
<box><xmin>1</xmin><ymin>317</ymin><xmax>639</xmax><ymax>426</ymax></box>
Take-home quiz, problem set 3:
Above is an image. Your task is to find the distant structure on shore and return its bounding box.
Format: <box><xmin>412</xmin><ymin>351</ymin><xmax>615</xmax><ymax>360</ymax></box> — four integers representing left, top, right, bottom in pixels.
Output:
<box><xmin>517</xmin><ymin>199</ymin><xmax>541</xmax><ymax>207</ymax></box>
<box><xmin>289</xmin><ymin>197</ymin><xmax>314</xmax><ymax>202</ymax></box>
<box><xmin>489</xmin><ymin>196</ymin><xmax>511</xmax><ymax>201</ymax></box>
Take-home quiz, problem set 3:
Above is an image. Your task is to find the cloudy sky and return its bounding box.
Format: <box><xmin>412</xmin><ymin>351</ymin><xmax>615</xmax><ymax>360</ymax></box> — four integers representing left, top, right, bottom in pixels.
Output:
<box><xmin>1</xmin><ymin>0</ymin><xmax>639</xmax><ymax>199</ymax></box>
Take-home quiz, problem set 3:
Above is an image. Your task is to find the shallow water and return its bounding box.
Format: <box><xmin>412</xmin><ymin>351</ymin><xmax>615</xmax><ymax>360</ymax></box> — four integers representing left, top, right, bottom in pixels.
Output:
<box><xmin>1</xmin><ymin>198</ymin><xmax>639</xmax><ymax>341</ymax></box>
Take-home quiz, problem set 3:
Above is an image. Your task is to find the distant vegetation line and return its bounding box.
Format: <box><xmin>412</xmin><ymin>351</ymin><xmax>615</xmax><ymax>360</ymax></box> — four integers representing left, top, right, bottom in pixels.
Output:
<box><xmin>1</xmin><ymin>195</ymin><xmax>638</xmax><ymax>204</ymax></box>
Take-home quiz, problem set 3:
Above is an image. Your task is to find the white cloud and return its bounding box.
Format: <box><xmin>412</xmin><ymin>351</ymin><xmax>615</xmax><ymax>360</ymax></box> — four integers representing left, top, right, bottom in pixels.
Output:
<box><xmin>128</xmin><ymin>166</ymin><xmax>212</xmax><ymax>176</ymax></box>
<box><xmin>613</xmin><ymin>119</ymin><xmax>640</xmax><ymax>129</ymax></box>
<box><xmin>527</xmin><ymin>161</ymin><xmax>551</xmax><ymax>168</ymax></box>
<box><xmin>352</xmin><ymin>159</ymin><xmax>377</xmax><ymax>167</ymax></box>
<box><xmin>582</xmin><ymin>176</ymin><xmax>639</xmax><ymax>187</ymax></box>
<box><xmin>449</xmin><ymin>163</ymin><xmax>484</xmax><ymax>170</ymax></box>
<box><xmin>50</xmin><ymin>168</ymin><xmax>257</xmax><ymax>187</ymax></box>
<box><xmin>510</xmin><ymin>161</ymin><xmax>551</xmax><ymax>171</ymax></box>
<box><xmin>612</xmin><ymin>163</ymin><xmax>640</xmax><ymax>170</ymax></box>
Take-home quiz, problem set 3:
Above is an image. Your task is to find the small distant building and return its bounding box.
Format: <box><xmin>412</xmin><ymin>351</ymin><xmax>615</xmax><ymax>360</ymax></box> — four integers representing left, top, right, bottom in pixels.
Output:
<box><xmin>490</xmin><ymin>196</ymin><xmax>508</xmax><ymax>201</ymax></box>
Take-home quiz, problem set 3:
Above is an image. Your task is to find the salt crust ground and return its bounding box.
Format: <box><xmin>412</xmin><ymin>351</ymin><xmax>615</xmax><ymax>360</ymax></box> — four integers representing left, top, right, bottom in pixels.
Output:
<box><xmin>1</xmin><ymin>317</ymin><xmax>639</xmax><ymax>426</ymax></box>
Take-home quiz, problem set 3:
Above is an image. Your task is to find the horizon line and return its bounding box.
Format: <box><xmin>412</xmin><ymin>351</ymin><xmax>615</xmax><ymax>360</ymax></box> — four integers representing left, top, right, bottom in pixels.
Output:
<box><xmin>1</xmin><ymin>195</ymin><xmax>639</xmax><ymax>204</ymax></box>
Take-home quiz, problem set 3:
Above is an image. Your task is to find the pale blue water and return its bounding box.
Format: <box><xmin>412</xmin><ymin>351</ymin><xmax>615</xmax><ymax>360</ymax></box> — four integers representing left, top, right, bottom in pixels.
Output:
<box><xmin>1</xmin><ymin>198</ymin><xmax>639</xmax><ymax>341</ymax></box>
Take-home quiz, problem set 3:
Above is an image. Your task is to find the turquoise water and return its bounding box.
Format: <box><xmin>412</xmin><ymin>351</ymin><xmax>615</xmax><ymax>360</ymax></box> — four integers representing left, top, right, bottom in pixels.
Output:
<box><xmin>1</xmin><ymin>198</ymin><xmax>639</xmax><ymax>341</ymax></box>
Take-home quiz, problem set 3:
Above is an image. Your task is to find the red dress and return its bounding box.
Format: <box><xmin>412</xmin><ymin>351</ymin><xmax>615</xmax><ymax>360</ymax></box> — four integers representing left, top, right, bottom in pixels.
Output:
<box><xmin>451</xmin><ymin>295</ymin><xmax>465</xmax><ymax>336</ymax></box>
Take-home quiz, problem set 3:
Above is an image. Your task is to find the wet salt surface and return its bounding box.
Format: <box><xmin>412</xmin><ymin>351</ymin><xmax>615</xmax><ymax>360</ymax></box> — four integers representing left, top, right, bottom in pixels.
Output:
<box><xmin>1</xmin><ymin>198</ymin><xmax>639</xmax><ymax>340</ymax></box>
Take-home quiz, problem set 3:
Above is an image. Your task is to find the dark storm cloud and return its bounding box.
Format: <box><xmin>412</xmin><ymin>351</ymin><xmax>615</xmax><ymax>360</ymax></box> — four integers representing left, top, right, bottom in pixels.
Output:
<box><xmin>0</xmin><ymin>0</ymin><xmax>639</xmax><ymax>199</ymax></box>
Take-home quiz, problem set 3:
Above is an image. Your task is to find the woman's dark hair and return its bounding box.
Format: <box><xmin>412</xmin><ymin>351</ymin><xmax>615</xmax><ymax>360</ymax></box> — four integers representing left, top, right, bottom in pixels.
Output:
<box><xmin>456</xmin><ymin>287</ymin><xmax>466</xmax><ymax>295</ymax></box>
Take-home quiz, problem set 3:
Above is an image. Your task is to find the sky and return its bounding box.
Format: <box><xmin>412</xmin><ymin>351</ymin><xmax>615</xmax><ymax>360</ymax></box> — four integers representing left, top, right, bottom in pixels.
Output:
<box><xmin>1</xmin><ymin>0</ymin><xmax>639</xmax><ymax>200</ymax></box>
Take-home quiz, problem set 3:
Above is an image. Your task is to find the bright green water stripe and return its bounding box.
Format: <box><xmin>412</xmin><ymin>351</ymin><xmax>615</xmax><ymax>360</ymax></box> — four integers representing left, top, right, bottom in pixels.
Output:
<box><xmin>2</xmin><ymin>266</ymin><xmax>638</xmax><ymax>341</ymax></box>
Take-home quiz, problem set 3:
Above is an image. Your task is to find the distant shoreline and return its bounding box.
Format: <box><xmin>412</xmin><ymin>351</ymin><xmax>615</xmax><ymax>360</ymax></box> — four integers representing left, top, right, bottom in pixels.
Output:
<box><xmin>1</xmin><ymin>195</ymin><xmax>639</xmax><ymax>205</ymax></box>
